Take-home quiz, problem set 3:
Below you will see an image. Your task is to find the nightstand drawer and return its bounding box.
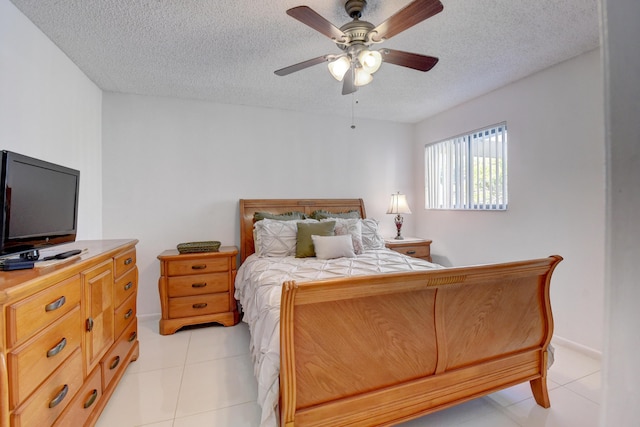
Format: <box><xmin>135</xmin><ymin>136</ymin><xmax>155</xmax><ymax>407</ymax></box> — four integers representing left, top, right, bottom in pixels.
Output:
<box><xmin>394</xmin><ymin>244</ymin><xmax>430</xmax><ymax>258</ymax></box>
<box><xmin>168</xmin><ymin>293</ymin><xmax>230</xmax><ymax>318</ymax></box>
<box><xmin>167</xmin><ymin>272</ymin><xmax>229</xmax><ymax>297</ymax></box>
<box><xmin>166</xmin><ymin>257</ymin><xmax>229</xmax><ymax>276</ymax></box>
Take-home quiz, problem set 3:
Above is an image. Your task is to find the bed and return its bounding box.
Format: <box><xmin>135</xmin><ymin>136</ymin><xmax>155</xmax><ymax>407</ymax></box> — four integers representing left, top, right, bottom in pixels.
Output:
<box><xmin>236</xmin><ymin>198</ymin><xmax>562</xmax><ymax>427</ymax></box>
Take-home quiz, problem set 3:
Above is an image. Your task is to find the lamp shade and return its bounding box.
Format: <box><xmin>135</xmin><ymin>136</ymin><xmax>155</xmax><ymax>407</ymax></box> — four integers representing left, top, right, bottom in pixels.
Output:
<box><xmin>387</xmin><ymin>192</ymin><xmax>412</xmax><ymax>214</ymax></box>
<box><xmin>328</xmin><ymin>56</ymin><xmax>351</xmax><ymax>81</ymax></box>
<box><xmin>358</xmin><ymin>49</ymin><xmax>382</xmax><ymax>74</ymax></box>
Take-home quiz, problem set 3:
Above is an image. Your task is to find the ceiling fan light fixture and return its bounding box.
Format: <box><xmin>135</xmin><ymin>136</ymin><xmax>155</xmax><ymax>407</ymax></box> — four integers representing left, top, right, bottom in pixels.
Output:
<box><xmin>328</xmin><ymin>56</ymin><xmax>351</xmax><ymax>81</ymax></box>
<box><xmin>358</xmin><ymin>49</ymin><xmax>382</xmax><ymax>74</ymax></box>
<box><xmin>354</xmin><ymin>68</ymin><xmax>373</xmax><ymax>86</ymax></box>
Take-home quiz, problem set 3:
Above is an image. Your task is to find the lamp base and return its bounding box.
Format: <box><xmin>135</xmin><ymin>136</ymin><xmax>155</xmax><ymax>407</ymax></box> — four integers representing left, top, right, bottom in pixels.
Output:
<box><xmin>394</xmin><ymin>214</ymin><xmax>404</xmax><ymax>240</ymax></box>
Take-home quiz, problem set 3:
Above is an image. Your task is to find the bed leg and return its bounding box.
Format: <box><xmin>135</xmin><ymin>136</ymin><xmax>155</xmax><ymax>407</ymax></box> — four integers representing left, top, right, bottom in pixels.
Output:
<box><xmin>530</xmin><ymin>377</ymin><xmax>550</xmax><ymax>408</ymax></box>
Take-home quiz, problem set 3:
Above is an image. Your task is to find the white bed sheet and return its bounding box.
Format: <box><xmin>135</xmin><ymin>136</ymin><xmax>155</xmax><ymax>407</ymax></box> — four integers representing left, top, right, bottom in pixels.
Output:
<box><xmin>234</xmin><ymin>248</ymin><xmax>443</xmax><ymax>427</ymax></box>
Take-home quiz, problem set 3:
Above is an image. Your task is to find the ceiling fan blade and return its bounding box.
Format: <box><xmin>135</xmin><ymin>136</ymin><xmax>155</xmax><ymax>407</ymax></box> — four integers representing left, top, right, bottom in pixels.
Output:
<box><xmin>342</xmin><ymin>66</ymin><xmax>357</xmax><ymax>95</ymax></box>
<box><xmin>380</xmin><ymin>49</ymin><xmax>439</xmax><ymax>72</ymax></box>
<box><xmin>287</xmin><ymin>6</ymin><xmax>347</xmax><ymax>42</ymax></box>
<box><xmin>274</xmin><ymin>55</ymin><xmax>330</xmax><ymax>76</ymax></box>
<box><xmin>370</xmin><ymin>0</ymin><xmax>443</xmax><ymax>42</ymax></box>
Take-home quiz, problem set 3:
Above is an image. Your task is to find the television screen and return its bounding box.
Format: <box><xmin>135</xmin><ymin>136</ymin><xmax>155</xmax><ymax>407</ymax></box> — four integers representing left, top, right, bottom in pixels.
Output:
<box><xmin>1</xmin><ymin>150</ymin><xmax>80</xmax><ymax>258</ymax></box>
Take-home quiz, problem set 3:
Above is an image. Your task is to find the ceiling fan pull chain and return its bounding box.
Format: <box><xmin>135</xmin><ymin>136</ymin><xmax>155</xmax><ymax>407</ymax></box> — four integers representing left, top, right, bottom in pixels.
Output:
<box><xmin>351</xmin><ymin>95</ymin><xmax>358</xmax><ymax>129</ymax></box>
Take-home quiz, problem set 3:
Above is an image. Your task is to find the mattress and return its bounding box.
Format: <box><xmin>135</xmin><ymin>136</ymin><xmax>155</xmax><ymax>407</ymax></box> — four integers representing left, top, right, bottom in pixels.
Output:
<box><xmin>234</xmin><ymin>248</ymin><xmax>443</xmax><ymax>427</ymax></box>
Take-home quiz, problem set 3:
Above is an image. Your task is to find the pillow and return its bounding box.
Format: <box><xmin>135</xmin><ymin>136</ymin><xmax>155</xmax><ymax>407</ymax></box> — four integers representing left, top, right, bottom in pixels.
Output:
<box><xmin>254</xmin><ymin>211</ymin><xmax>306</xmax><ymax>221</ymax></box>
<box><xmin>360</xmin><ymin>218</ymin><xmax>386</xmax><ymax>250</ymax></box>
<box><xmin>311</xmin><ymin>235</ymin><xmax>356</xmax><ymax>260</ymax></box>
<box><xmin>324</xmin><ymin>218</ymin><xmax>364</xmax><ymax>255</ymax></box>
<box><xmin>296</xmin><ymin>221</ymin><xmax>336</xmax><ymax>258</ymax></box>
<box><xmin>311</xmin><ymin>210</ymin><xmax>361</xmax><ymax>220</ymax></box>
<box><xmin>254</xmin><ymin>218</ymin><xmax>318</xmax><ymax>257</ymax></box>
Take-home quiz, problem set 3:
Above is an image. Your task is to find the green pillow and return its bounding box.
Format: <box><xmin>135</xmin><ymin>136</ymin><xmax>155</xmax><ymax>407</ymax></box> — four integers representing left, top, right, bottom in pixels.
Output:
<box><xmin>296</xmin><ymin>221</ymin><xmax>336</xmax><ymax>258</ymax></box>
<box><xmin>311</xmin><ymin>210</ymin><xmax>361</xmax><ymax>220</ymax></box>
<box><xmin>254</xmin><ymin>211</ymin><xmax>306</xmax><ymax>221</ymax></box>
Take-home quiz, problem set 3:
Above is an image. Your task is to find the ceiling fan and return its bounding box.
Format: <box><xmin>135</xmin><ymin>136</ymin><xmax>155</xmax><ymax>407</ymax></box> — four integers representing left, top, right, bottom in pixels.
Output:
<box><xmin>274</xmin><ymin>0</ymin><xmax>444</xmax><ymax>95</ymax></box>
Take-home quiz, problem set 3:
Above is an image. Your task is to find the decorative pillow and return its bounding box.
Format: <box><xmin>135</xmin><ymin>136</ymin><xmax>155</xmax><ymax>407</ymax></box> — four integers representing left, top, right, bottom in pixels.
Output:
<box><xmin>254</xmin><ymin>218</ymin><xmax>318</xmax><ymax>257</ymax></box>
<box><xmin>325</xmin><ymin>218</ymin><xmax>364</xmax><ymax>255</ymax></box>
<box><xmin>254</xmin><ymin>211</ymin><xmax>306</xmax><ymax>221</ymax></box>
<box><xmin>311</xmin><ymin>235</ymin><xmax>356</xmax><ymax>260</ymax></box>
<box><xmin>360</xmin><ymin>218</ymin><xmax>385</xmax><ymax>250</ymax></box>
<box><xmin>311</xmin><ymin>210</ymin><xmax>361</xmax><ymax>220</ymax></box>
<box><xmin>296</xmin><ymin>221</ymin><xmax>336</xmax><ymax>258</ymax></box>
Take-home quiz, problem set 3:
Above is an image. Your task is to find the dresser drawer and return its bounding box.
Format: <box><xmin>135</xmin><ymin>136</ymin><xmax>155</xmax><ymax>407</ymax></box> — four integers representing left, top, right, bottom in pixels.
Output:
<box><xmin>167</xmin><ymin>272</ymin><xmax>229</xmax><ymax>297</ymax></box>
<box><xmin>53</xmin><ymin>366</ymin><xmax>103</xmax><ymax>427</ymax></box>
<box><xmin>11</xmin><ymin>348</ymin><xmax>83</xmax><ymax>427</ymax></box>
<box><xmin>101</xmin><ymin>320</ymin><xmax>138</xmax><ymax>391</ymax></box>
<box><xmin>166</xmin><ymin>257</ymin><xmax>229</xmax><ymax>276</ymax></box>
<box><xmin>168</xmin><ymin>293</ymin><xmax>230</xmax><ymax>318</ymax></box>
<box><xmin>114</xmin><ymin>292</ymin><xmax>137</xmax><ymax>339</ymax></box>
<box><xmin>114</xmin><ymin>248</ymin><xmax>136</xmax><ymax>278</ymax></box>
<box><xmin>6</xmin><ymin>275</ymin><xmax>82</xmax><ymax>348</ymax></box>
<box><xmin>114</xmin><ymin>266</ymin><xmax>138</xmax><ymax>307</ymax></box>
<box><xmin>8</xmin><ymin>306</ymin><xmax>82</xmax><ymax>409</ymax></box>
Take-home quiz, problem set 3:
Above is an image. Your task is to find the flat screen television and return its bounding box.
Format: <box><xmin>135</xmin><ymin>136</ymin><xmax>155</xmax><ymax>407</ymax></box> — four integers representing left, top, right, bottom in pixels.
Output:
<box><xmin>0</xmin><ymin>150</ymin><xmax>80</xmax><ymax>259</ymax></box>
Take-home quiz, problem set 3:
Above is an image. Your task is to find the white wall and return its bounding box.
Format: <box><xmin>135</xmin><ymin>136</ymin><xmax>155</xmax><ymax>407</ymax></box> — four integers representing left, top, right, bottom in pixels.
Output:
<box><xmin>0</xmin><ymin>0</ymin><xmax>103</xmax><ymax>240</ymax></box>
<box><xmin>413</xmin><ymin>49</ymin><xmax>605</xmax><ymax>353</ymax></box>
<box><xmin>102</xmin><ymin>93</ymin><xmax>415</xmax><ymax>316</ymax></box>
<box><xmin>601</xmin><ymin>0</ymin><xmax>640</xmax><ymax>423</ymax></box>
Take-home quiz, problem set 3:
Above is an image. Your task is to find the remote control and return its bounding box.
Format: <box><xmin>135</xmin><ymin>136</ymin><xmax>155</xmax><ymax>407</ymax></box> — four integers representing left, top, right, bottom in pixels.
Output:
<box><xmin>42</xmin><ymin>249</ymin><xmax>82</xmax><ymax>261</ymax></box>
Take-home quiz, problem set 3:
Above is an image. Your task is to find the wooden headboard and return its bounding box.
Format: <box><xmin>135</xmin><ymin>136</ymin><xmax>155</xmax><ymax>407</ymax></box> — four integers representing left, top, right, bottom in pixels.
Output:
<box><xmin>239</xmin><ymin>199</ymin><xmax>366</xmax><ymax>263</ymax></box>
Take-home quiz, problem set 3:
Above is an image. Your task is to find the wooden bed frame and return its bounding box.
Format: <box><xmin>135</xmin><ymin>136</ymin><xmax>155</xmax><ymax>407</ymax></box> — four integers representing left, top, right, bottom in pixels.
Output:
<box><xmin>239</xmin><ymin>199</ymin><xmax>562</xmax><ymax>427</ymax></box>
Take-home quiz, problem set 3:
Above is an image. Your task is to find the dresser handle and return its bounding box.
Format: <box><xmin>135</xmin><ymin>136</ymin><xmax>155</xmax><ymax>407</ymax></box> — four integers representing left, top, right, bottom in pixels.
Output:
<box><xmin>192</xmin><ymin>303</ymin><xmax>208</xmax><ymax>309</ymax></box>
<box><xmin>192</xmin><ymin>282</ymin><xmax>207</xmax><ymax>288</ymax></box>
<box><xmin>124</xmin><ymin>257</ymin><xmax>133</xmax><ymax>265</ymax></box>
<box><xmin>128</xmin><ymin>331</ymin><xmax>137</xmax><ymax>342</ymax></box>
<box><xmin>45</xmin><ymin>296</ymin><xmax>66</xmax><ymax>312</ymax></box>
<box><xmin>191</xmin><ymin>264</ymin><xmax>207</xmax><ymax>270</ymax></box>
<box><xmin>83</xmin><ymin>390</ymin><xmax>99</xmax><ymax>409</ymax></box>
<box><xmin>124</xmin><ymin>281</ymin><xmax>133</xmax><ymax>291</ymax></box>
<box><xmin>109</xmin><ymin>356</ymin><xmax>121</xmax><ymax>370</ymax></box>
<box><xmin>46</xmin><ymin>337</ymin><xmax>67</xmax><ymax>358</ymax></box>
<box><xmin>49</xmin><ymin>384</ymin><xmax>69</xmax><ymax>408</ymax></box>
<box><xmin>406</xmin><ymin>250</ymin><xmax>416</xmax><ymax>255</ymax></box>
<box><xmin>86</xmin><ymin>317</ymin><xmax>94</xmax><ymax>332</ymax></box>
<box><xmin>124</xmin><ymin>309</ymin><xmax>133</xmax><ymax>320</ymax></box>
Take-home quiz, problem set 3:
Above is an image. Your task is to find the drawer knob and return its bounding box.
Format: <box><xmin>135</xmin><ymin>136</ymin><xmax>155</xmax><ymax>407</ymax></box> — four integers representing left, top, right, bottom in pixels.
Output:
<box><xmin>46</xmin><ymin>337</ymin><xmax>67</xmax><ymax>358</ymax></box>
<box><xmin>49</xmin><ymin>384</ymin><xmax>69</xmax><ymax>408</ymax></box>
<box><xmin>406</xmin><ymin>250</ymin><xmax>416</xmax><ymax>255</ymax></box>
<box><xmin>124</xmin><ymin>257</ymin><xmax>133</xmax><ymax>265</ymax></box>
<box><xmin>83</xmin><ymin>389</ymin><xmax>99</xmax><ymax>409</ymax></box>
<box><xmin>124</xmin><ymin>308</ymin><xmax>133</xmax><ymax>320</ymax></box>
<box><xmin>191</xmin><ymin>264</ymin><xmax>207</xmax><ymax>270</ymax></box>
<box><xmin>86</xmin><ymin>317</ymin><xmax>94</xmax><ymax>332</ymax></box>
<box><xmin>192</xmin><ymin>303</ymin><xmax>208</xmax><ymax>309</ymax></box>
<box><xmin>124</xmin><ymin>281</ymin><xmax>133</xmax><ymax>291</ymax></box>
<box><xmin>192</xmin><ymin>282</ymin><xmax>207</xmax><ymax>288</ymax></box>
<box><xmin>45</xmin><ymin>296</ymin><xmax>66</xmax><ymax>312</ymax></box>
<box><xmin>128</xmin><ymin>331</ymin><xmax>138</xmax><ymax>342</ymax></box>
<box><xmin>109</xmin><ymin>356</ymin><xmax>121</xmax><ymax>370</ymax></box>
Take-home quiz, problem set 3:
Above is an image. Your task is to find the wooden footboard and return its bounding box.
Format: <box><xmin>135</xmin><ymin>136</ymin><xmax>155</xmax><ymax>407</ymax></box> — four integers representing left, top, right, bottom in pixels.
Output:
<box><xmin>279</xmin><ymin>255</ymin><xmax>562</xmax><ymax>427</ymax></box>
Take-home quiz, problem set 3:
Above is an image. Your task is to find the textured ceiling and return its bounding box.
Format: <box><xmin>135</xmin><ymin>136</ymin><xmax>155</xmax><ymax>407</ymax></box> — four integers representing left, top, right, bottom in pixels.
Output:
<box><xmin>9</xmin><ymin>0</ymin><xmax>600</xmax><ymax>123</ymax></box>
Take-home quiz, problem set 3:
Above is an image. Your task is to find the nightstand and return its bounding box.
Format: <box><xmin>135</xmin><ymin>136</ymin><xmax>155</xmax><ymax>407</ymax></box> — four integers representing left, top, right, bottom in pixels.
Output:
<box><xmin>157</xmin><ymin>246</ymin><xmax>239</xmax><ymax>335</ymax></box>
<box><xmin>385</xmin><ymin>238</ymin><xmax>432</xmax><ymax>262</ymax></box>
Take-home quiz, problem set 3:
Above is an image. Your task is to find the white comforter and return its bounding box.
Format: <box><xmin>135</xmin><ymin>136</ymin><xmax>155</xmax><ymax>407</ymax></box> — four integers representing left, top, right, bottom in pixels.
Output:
<box><xmin>234</xmin><ymin>249</ymin><xmax>443</xmax><ymax>427</ymax></box>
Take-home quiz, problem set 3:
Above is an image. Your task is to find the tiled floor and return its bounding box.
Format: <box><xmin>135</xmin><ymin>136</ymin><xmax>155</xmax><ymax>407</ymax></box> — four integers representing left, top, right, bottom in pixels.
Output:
<box><xmin>96</xmin><ymin>317</ymin><xmax>601</xmax><ymax>427</ymax></box>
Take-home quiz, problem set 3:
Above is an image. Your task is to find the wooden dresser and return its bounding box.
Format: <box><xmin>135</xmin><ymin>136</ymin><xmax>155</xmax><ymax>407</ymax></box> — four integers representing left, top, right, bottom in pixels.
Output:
<box><xmin>0</xmin><ymin>239</ymin><xmax>139</xmax><ymax>427</ymax></box>
<box><xmin>385</xmin><ymin>237</ymin><xmax>433</xmax><ymax>262</ymax></box>
<box><xmin>157</xmin><ymin>247</ymin><xmax>239</xmax><ymax>335</ymax></box>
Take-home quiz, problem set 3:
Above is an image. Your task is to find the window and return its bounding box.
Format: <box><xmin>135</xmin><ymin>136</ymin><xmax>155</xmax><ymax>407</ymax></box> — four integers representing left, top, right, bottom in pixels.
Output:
<box><xmin>425</xmin><ymin>123</ymin><xmax>508</xmax><ymax>210</ymax></box>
